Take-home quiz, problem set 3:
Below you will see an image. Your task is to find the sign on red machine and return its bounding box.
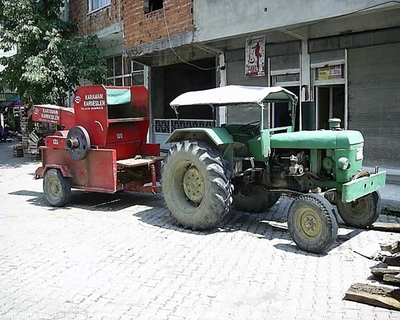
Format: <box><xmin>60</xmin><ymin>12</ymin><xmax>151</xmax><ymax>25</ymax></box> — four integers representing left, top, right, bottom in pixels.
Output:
<box><xmin>34</xmin><ymin>85</ymin><xmax>162</xmax><ymax>207</ymax></box>
<box><xmin>32</xmin><ymin>104</ymin><xmax>75</xmax><ymax>128</ymax></box>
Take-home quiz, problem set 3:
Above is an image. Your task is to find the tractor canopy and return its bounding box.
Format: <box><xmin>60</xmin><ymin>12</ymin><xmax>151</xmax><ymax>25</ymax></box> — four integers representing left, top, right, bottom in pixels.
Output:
<box><xmin>168</xmin><ymin>85</ymin><xmax>298</xmax><ymax>148</ymax></box>
<box><xmin>170</xmin><ymin>85</ymin><xmax>298</xmax><ymax>112</ymax></box>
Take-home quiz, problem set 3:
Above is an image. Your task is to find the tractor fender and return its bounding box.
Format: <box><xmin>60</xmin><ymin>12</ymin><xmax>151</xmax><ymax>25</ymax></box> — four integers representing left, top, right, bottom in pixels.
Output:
<box><xmin>35</xmin><ymin>165</ymin><xmax>73</xmax><ymax>179</ymax></box>
<box><xmin>166</xmin><ymin>128</ymin><xmax>233</xmax><ymax>147</ymax></box>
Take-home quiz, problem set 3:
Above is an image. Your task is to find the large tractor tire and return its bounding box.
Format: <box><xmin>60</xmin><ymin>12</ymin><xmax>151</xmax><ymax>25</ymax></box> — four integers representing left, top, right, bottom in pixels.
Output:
<box><xmin>336</xmin><ymin>191</ymin><xmax>381</xmax><ymax>228</ymax></box>
<box><xmin>43</xmin><ymin>169</ymin><xmax>71</xmax><ymax>207</ymax></box>
<box><xmin>233</xmin><ymin>186</ymin><xmax>281</xmax><ymax>213</ymax></box>
<box><xmin>161</xmin><ymin>140</ymin><xmax>232</xmax><ymax>230</ymax></box>
<box><xmin>288</xmin><ymin>193</ymin><xmax>338</xmax><ymax>254</ymax></box>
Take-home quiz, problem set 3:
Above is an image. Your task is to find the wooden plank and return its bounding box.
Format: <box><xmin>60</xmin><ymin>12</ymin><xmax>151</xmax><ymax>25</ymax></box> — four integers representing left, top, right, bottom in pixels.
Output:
<box><xmin>380</xmin><ymin>241</ymin><xmax>400</xmax><ymax>254</ymax></box>
<box><xmin>116</xmin><ymin>156</ymin><xmax>163</xmax><ymax>168</ymax></box>
<box><xmin>371</xmin><ymin>267</ymin><xmax>400</xmax><ymax>278</ymax></box>
<box><xmin>344</xmin><ymin>283</ymin><xmax>400</xmax><ymax>310</ymax></box>
<box><xmin>383</xmin><ymin>274</ymin><xmax>400</xmax><ymax>285</ymax></box>
<box><xmin>369</xmin><ymin>222</ymin><xmax>400</xmax><ymax>232</ymax></box>
<box><xmin>384</xmin><ymin>253</ymin><xmax>400</xmax><ymax>267</ymax></box>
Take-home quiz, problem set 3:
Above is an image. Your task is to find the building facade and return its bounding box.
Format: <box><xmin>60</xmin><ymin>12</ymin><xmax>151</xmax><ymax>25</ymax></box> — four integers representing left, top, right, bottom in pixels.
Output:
<box><xmin>70</xmin><ymin>0</ymin><xmax>400</xmax><ymax>168</ymax></box>
<box><xmin>191</xmin><ymin>0</ymin><xmax>400</xmax><ymax>168</ymax></box>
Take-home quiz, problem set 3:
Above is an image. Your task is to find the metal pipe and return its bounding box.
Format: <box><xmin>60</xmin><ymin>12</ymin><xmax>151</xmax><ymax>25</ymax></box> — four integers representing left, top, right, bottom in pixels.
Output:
<box><xmin>66</xmin><ymin>138</ymin><xmax>79</xmax><ymax>149</ymax></box>
<box><xmin>150</xmin><ymin>164</ymin><xmax>156</xmax><ymax>186</ymax></box>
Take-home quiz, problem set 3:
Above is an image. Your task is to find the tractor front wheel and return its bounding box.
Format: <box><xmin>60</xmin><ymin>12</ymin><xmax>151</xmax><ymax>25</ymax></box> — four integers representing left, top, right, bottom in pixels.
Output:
<box><xmin>161</xmin><ymin>140</ymin><xmax>232</xmax><ymax>230</ymax></box>
<box><xmin>43</xmin><ymin>169</ymin><xmax>71</xmax><ymax>207</ymax></box>
<box><xmin>288</xmin><ymin>194</ymin><xmax>338</xmax><ymax>254</ymax></box>
<box><xmin>336</xmin><ymin>191</ymin><xmax>381</xmax><ymax>228</ymax></box>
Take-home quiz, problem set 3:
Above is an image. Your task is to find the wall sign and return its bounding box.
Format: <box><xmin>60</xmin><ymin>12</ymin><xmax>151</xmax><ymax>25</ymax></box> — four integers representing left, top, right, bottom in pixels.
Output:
<box><xmin>317</xmin><ymin>65</ymin><xmax>343</xmax><ymax>80</ymax></box>
<box><xmin>0</xmin><ymin>92</ymin><xmax>19</xmax><ymax>101</ymax></box>
<box><xmin>245</xmin><ymin>36</ymin><xmax>266</xmax><ymax>77</ymax></box>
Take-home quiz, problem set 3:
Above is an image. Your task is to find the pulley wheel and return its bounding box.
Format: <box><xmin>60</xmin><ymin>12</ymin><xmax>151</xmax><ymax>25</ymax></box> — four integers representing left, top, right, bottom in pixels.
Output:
<box><xmin>66</xmin><ymin>126</ymin><xmax>91</xmax><ymax>161</ymax></box>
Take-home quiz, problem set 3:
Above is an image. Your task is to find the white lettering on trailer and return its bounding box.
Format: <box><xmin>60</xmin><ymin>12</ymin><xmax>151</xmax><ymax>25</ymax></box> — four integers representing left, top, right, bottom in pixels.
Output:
<box><xmin>42</xmin><ymin>108</ymin><xmax>59</xmax><ymax>115</ymax></box>
<box><xmin>83</xmin><ymin>100</ymin><xmax>106</xmax><ymax>107</ymax></box>
<box><xmin>40</xmin><ymin>113</ymin><xmax>60</xmax><ymax>121</ymax></box>
<box><xmin>85</xmin><ymin>93</ymin><xmax>104</xmax><ymax>100</ymax></box>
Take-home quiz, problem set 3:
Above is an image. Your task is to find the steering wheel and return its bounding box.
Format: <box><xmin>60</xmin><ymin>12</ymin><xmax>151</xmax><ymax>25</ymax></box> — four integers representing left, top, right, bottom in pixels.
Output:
<box><xmin>239</xmin><ymin>120</ymin><xmax>261</xmax><ymax>137</ymax></box>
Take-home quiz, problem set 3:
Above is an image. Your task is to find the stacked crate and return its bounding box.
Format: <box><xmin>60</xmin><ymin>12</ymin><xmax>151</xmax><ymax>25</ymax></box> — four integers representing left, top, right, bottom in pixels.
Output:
<box><xmin>20</xmin><ymin>115</ymin><xmax>34</xmax><ymax>157</ymax></box>
<box><xmin>13</xmin><ymin>144</ymin><xmax>24</xmax><ymax>157</ymax></box>
<box><xmin>27</xmin><ymin>131</ymin><xmax>41</xmax><ymax>161</ymax></box>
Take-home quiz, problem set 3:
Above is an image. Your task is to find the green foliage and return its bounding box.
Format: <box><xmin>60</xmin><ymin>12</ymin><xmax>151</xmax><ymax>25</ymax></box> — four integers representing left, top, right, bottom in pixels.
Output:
<box><xmin>0</xmin><ymin>0</ymin><xmax>107</xmax><ymax>104</ymax></box>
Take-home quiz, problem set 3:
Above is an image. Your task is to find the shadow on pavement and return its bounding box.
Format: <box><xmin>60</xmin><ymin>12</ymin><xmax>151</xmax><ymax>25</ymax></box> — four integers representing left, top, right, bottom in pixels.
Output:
<box><xmin>134</xmin><ymin>197</ymin><xmax>365</xmax><ymax>255</ymax></box>
<box><xmin>133</xmin><ymin>200</ymin><xmax>294</xmax><ymax>238</ymax></box>
<box><xmin>8</xmin><ymin>189</ymin><xmax>164</xmax><ymax>212</ymax></box>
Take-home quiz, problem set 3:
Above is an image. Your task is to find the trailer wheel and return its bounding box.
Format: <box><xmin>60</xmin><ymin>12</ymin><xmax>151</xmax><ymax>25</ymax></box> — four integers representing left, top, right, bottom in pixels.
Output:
<box><xmin>233</xmin><ymin>186</ymin><xmax>281</xmax><ymax>213</ymax></box>
<box><xmin>336</xmin><ymin>191</ymin><xmax>381</xmax><ymax>228</ymax></box>
<box><xmin>288</xmin><ymin>194</ymin><xmax>338</xmax><ymax>254</ymax></box>
<box><xmin>43</xmin><ymin>169</ymin><xmax>71</xmax><ymax>207</ymax></box>
<box><xmin>162</xmin><ymin>140</ymin><xmax>232</xmax><ymax>230</ymax></box>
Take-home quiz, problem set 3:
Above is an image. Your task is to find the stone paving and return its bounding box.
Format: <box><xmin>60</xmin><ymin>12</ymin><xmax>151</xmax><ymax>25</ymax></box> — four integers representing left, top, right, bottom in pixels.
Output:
<box><xmin>1</xmin><ymin>141</ymin><xmax>400</xmax><ymax>320</ymax></box>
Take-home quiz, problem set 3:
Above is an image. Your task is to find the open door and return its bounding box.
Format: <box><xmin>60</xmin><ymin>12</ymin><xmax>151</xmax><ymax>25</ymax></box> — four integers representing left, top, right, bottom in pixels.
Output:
<box><xmin>273</xmin><ymin>86</ymin><xmax>300</xmax><ymax>130</ymax></box>
<box><xmin>316</xmin><ymin>85</ymin><xmax>345</xmax><ymax>129</ymax></box>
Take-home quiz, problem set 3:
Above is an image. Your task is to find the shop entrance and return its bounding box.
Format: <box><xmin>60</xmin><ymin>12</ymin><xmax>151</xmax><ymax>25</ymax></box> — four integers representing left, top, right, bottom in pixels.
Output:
<box><xmin>316</xmin><ymin>85</ymin><xmax>345</xmax><ymax>130</ymax></box>
<box><xmin>273</xmin><ymin>86</ymin><xmax>300</xmax><ymax>130</ymax></box>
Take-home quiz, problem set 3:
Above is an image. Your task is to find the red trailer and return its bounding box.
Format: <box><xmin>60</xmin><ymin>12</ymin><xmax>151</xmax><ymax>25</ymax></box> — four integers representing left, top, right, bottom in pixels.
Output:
<box><xmin>34</xmin><ymin>85</ymin><xmax>162</xmax><ymax>206</ymax></box>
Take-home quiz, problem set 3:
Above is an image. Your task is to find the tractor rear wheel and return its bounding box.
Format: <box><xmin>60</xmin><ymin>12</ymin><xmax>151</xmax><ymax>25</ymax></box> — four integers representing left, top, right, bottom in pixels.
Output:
<box><xmin>233</xmin><ymin>186</ymin><xmax>281</xmax><ymax>213</ymax></box>
<box><xmin>43</xmin><ymin>169</ymin><xmax>71</xmax><ymax>207</ymax></box>
<box><xmin>161</xmin><ymin>140</ymin><xmax>232</xmax><ymax>230</ymax></box>
<box><xmin>336</xmin><ymin>191</ymin><xmax>381</xmax><ymax>228</ymax></box>
<box><xmin>288</xmin><ymin>194</ymin><xmax>338</xmax><ymax>254</ymax></box>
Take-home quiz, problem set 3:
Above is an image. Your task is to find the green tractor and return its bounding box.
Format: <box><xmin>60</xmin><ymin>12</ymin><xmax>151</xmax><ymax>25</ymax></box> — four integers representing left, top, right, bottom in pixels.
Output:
<box><xmin>161</xmin><ymin>86</ymin><xmax>386</xmax><ymax>254</ymax></box>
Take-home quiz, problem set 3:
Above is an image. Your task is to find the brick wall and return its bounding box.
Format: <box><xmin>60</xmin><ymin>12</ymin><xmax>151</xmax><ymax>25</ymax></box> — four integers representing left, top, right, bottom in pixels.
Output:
<box><xmin>69</xmin><ymin>0</ymin><xmax>121</xmax><ymax>36</ymax></box>
<box><xmin>69</xmin><ymin>0</ymin><xmax>194</xmax><ymax>47</ymax></box>
<box><xmin>123</xmin><ymin>0</ymin><xmax>194</xmax><ymax>48</ymax></box>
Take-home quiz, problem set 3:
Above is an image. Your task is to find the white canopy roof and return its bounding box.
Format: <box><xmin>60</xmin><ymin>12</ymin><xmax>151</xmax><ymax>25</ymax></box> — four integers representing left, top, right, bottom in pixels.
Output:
<box><xmin>170</xmin><ymin>85</ymin><xmax>298</xmax><ymax>110</ymax></box>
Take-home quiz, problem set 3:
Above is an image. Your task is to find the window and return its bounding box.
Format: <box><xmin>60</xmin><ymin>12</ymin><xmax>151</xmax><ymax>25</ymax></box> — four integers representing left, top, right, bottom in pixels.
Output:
<box><xmin>315</xmin><ymin>64</ymin><xmax>344</xmax><ymax>81</ymax></box>
<box><xmin>144</xmin><ymin>0</ymin><xmax>163</xmax><ymax>14</ymax></box>
<box><xmin>106</xmin><ymin>55</ymin><xmax>144</xmax><ymax>86</ymax></box>
<box><xmin>88</xmin><ymin>0</ymin><xmax>111</xmax><ymax>13</ymax></box>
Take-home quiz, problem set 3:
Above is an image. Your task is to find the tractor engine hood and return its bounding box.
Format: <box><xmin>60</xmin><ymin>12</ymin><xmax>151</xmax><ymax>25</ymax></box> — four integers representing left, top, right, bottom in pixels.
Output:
<box><xmin>270</xmin><ymin>130</ymin><xmax>364</xmax><ymax>149</ymax></box>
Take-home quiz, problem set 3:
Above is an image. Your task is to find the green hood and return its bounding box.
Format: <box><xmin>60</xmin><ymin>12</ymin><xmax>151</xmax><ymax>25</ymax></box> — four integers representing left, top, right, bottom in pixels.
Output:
<box><xmin>270</xmin><ymin>130</ymin><xmax>364</xmax><ymax>149</ymax></box>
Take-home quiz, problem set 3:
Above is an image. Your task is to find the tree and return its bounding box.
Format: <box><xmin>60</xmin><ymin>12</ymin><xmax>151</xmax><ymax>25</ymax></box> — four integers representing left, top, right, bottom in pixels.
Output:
<box><xmin>0</xmin><ymin>0</ymin><xmax>107</xmax><ymax>105</ymax></box>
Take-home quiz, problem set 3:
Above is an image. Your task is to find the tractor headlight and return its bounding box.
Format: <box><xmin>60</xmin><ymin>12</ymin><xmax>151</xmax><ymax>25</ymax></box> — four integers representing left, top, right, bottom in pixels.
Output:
<box><xmin>356</xmin><ymin>147</ymin><xmax>363</xmax><ymax>161</ymax></box>
<box><xmin>338</xmin><ymin>157</ymin><xmax>350</xmax><ymax>170</ymax></box>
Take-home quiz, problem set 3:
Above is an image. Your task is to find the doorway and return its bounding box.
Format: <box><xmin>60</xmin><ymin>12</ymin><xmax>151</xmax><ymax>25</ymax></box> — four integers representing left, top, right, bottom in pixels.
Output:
<box><xmin>273</xmin><ymin>86</ymin><xmax>300</xmax><ymax>130</ymax></box>
<box><xmin>316</xmin><ymin>85</ymin><xmax>345</xmax><ymax>129</ymax></box>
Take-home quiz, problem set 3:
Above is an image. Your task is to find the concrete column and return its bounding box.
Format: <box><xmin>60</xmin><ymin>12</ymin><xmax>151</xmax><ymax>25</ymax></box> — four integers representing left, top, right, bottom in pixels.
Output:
<box><xmin>300</xmin><ymin>39</ymin><xmax>311</xmax><ymax>131</ymax></box>
<box><xmin>301</xmin><ymin>40</ymin><xmax>310</xmax><ymax>101</ymax></box>
<box><xmin>217</xmin><ymin>53</ymin><xmax>227</xmax><ymax>125</ymax></box>
<box><xmin>144</xmin><ymin>65</ymin><xmax>151</xmax><ymax>143</ymax></box>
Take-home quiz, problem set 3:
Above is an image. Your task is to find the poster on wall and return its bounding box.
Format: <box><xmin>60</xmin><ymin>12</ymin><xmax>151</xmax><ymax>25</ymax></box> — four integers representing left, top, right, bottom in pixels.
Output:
<box><xmin>245</xmin><ymin>36</ymin><xmax>266</xmax><ymax>77</ymax></box>
<box><xmin>317</xmin><ymin>65</ymin><xmax>342</xmax><ymax>80</ymax></box>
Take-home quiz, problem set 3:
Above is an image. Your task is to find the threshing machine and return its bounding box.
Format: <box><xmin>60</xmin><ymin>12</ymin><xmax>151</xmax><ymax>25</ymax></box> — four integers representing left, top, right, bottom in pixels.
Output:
<box><xmin>34</xmin><ymin>85</ymin><xmax>162</xmax><ymax>206</ymax></box>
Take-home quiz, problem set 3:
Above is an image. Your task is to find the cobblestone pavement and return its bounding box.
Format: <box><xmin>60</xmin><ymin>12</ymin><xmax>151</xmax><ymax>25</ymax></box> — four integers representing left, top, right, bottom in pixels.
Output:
<box><xmin>1</xmin><ymin>142</ymin><xmax>400</xmax><ymax>320</ymax></box>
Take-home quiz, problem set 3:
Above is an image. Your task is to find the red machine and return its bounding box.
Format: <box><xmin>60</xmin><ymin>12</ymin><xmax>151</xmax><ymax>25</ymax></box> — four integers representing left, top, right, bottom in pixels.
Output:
<box><xmin>34</xmin><ymin>85</ymin><xmax>162</xmax><ymax>206</ymax></box>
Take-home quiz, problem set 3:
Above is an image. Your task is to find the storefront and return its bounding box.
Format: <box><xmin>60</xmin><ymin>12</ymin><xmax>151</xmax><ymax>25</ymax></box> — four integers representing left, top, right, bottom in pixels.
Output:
<box><xmin>310</xmin><ymin>50</ymin><xmax>346</xmax><ymax>130</ymax></box>
<box><xmin>0</xmin><ymin>92</ymin><xmax>21</xmax><ymax>130</ymax></box>
<box><xmin>309</xmin><ymin>27</ymin><xmax>400</xmax><ymax>167</ymax></box>
<box><xmin>224</xmin><ymin>41</ymin><xmax>302</xmax><ymax>129</ymax></box>
<box><xmin>347</xmin><ymin>43</ymin><xmax>400</xmax><ymax>167</ymax></box>
<box><xmin>217</xmin><ymin>26</ymin><xmax>400</xmax><ymax>168</ymax></box>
